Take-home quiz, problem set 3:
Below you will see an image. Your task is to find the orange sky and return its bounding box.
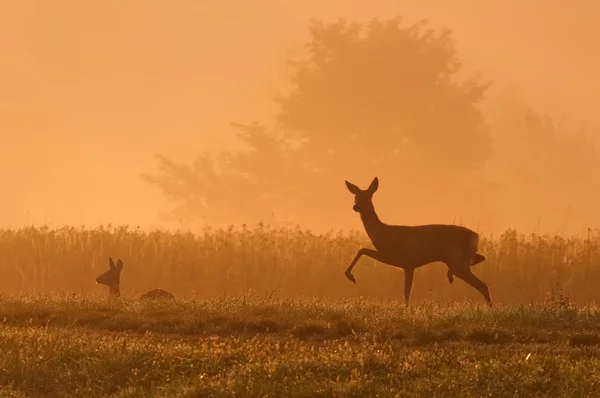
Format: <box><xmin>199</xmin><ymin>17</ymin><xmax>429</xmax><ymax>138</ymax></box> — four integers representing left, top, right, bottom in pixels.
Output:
<box><xmin>1</xmin><ymin>0</ymin><xmax>598</xmax><ymax>233</ymax></box>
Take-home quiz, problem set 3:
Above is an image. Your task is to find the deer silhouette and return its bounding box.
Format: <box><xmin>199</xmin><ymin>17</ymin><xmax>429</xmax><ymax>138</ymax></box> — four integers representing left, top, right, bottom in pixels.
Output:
<box><xmin>95</xmin><ymin>257</ymin><xmax>175</xmax><ymax>301</ymax></box>
<box><xmin>344</xmin><ymin>177</ymin><xmax>492</xmax><ymax>307</ymax></box>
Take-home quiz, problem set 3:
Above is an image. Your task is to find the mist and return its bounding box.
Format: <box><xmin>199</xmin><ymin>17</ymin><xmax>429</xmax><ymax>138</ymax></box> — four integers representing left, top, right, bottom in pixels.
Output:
<box><xmin>1</xmin><ymin>0</ymin><xmax>599</xmax><ymax>236</ymax></box>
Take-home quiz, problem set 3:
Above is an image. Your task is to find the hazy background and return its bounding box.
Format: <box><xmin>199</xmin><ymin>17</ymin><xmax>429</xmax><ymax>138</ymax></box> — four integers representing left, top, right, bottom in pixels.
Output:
<box><xmin>2</xmin><ymin>0</ymin><xmax>599</xmax><ymax>236</ymax></box>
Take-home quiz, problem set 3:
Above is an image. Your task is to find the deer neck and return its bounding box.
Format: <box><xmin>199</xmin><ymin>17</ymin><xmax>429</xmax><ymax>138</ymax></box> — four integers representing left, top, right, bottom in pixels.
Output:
<box><xmin>359</xmin><ymin>205</ymin><xmax>385</xmax><ymax>237</ymax></box>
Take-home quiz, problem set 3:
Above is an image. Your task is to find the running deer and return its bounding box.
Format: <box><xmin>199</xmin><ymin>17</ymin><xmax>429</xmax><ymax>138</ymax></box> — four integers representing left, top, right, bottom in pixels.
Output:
<box><xmin>344</xmin><ymin>177</ymin><xmax>492</xmax><ymax>307</ymax></box>
<box><xmin>95</xmin><ymin>257</ymin><xmax>175</xmax><ymax>300</ymax></box>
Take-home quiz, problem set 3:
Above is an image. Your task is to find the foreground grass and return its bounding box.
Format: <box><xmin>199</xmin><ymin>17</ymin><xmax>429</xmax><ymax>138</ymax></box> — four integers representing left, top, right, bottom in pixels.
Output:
<box><xmin>1</xmin><ymin>294</ymin><xmax>600</xmax><ymax>397</ymax></box>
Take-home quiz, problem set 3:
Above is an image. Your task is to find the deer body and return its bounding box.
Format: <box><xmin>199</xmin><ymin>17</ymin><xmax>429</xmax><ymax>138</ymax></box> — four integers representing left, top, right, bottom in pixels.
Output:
<box><xmin>345</xmin><ymin>177</ymin><xmax>492</xmax><ymax>306</ymax></box>
<box><xmin>140</xmin><ymin>288</ymin><xmax>175</xmax><ymax>301</ymax></box>
<box><xmin>363</xmin><ymin>221</ymin><xmax>481</xmax><ymax>267</ymax></box>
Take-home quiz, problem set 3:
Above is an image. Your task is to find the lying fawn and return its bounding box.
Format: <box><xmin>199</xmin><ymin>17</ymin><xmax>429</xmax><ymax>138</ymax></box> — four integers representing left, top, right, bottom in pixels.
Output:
<box><xmin>344</xmin><ymin>177</ymin><xmax>492</xmax><ymax>307</ymax></box>
<box><xmin>95</xmin><ymin>257</ymin><xmax>175</xmax><ymax>300</ymax></box>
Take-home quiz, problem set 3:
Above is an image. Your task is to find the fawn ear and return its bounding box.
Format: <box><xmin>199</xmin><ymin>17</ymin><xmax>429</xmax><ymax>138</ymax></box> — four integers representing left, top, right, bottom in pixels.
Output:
<box><xmin>367</xmin><ymin>177</ymin><xmax>379</xmax><ymax>193</ymax></box>
<box><xmin>116</xmin><ymin>259</ymin><xmax>124</xmax><ymax>270</ymax></box>
<box><xmin>345</xmin><ymin>180</ymin><xmax>361</xmax><ymax>195</ymax></box>
<box><xmin>109</xmin><ymin>257</ymin><xmax>116</xmax><ymax>269</ymax></box>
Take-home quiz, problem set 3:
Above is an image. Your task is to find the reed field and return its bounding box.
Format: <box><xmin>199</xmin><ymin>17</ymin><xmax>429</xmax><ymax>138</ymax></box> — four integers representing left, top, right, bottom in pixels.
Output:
<box><xmin>2</xmin><ymin>224</ymin><xmax>600</xmax><ymax>396</ymax></box>
<box><xmin>0</xmin><ymin>224</ymin><xmax>599</xmax><ymax>303</ymax></box>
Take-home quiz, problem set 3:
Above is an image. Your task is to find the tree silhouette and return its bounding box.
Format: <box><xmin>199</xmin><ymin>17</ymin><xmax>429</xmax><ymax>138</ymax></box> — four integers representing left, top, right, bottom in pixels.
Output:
<box><xmin>143</xmin><ymin>16</ymin><xmax>494</xmax><ymax>230</ymax></box>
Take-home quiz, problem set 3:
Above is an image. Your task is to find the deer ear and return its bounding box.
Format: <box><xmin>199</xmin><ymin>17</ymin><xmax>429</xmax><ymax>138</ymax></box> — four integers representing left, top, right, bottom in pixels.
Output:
<box><xmin>109</xmin><ymin>257</ymin><xmax>116</xmax><ymax>269</ymax></box>
<box><xmin>345</xmin><ymin>180</ymin><xmax>361</xmax><ymax>195</ymax></box>
<box><xmin>368</xmin><ymin>177</ymin><xmax>379</xmax><ymax>193</ymax></box>
<box><xmin>116</xmin><ymin>259</ymin><xmax>124</xmax><ymax>270</ymax></box>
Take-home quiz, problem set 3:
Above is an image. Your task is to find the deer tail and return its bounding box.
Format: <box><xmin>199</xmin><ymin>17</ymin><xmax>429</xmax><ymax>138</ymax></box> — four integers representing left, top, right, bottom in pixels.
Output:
<box><xmin>469</xmin><ymin>233</ymin><xmax>486</xmax><ymax>266</ymax></box>
<box><xmin>471</xmin><ymin>253</ymin><xmax>486</xmax><ymax>266</ymax></box>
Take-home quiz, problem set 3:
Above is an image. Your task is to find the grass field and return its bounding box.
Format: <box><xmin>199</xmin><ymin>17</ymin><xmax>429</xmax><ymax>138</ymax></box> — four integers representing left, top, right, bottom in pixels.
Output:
<box><xmin>1</xmin><ymin>224</ymin><xmax>600</xmax><ymax>396</ymax></box>
<box><xmin>2</xmin><ymin>294</ymin><xmax>600</xmax><ymax>397</ymax></box>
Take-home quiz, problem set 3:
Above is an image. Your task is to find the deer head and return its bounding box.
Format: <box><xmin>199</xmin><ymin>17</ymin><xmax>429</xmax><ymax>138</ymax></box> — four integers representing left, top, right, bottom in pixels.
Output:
<box><xmin>95</xmin><ymin>257</ymin><xmax>123</xmax><ymax>297</ymax></box>
<box><xmin>345</xmin><ymin>177</ymin><xmax>379</xmax><ymax>213</ymax></box>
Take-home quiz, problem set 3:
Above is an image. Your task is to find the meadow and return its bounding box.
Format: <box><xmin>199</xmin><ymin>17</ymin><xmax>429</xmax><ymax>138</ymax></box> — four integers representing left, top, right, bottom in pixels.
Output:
<box><xmin>2</xmin><ymin>295</ymin><xmax>600</xmax><ymax>396</ymax></box>
<box><xmin>1</xmin><ymin>224</ymin><xmax>600</xmax><ymax>396</ymax></box>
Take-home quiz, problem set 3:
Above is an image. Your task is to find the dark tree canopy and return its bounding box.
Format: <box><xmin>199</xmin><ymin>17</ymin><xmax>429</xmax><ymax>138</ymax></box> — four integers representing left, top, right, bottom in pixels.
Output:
<box><xmin>143</xmin><ymin>16</ymin><xmax>494</xmax><ymax>230</ymax></box>
<box><xmin>277</xmin><ymin>18</ymin><xmax>491</xmax><ymax>170</ymax></box>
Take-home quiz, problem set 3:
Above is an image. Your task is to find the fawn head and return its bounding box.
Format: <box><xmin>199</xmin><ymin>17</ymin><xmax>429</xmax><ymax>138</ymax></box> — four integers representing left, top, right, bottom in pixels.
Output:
<box><xmin>96</xmin><ymin>257</ymin><xmax>123</xmax><ymax>296</ymax></box>
<box><xmin>345</xmin><ymin>177</ymin><xmax>379</xmax><ymax>213</ymax></box>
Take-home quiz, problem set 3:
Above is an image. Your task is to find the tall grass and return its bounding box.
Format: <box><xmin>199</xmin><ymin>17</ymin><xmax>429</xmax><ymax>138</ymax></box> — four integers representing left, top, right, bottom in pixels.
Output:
<box><xmin>0</xmin><ymin>224</ymin><xmax>599</xmax><ymax>304</ymax></box>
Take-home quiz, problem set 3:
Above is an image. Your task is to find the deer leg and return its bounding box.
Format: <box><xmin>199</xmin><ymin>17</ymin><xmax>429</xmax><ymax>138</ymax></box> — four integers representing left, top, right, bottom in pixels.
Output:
<box><xmin>404</xmin><ymin>268</ymin><xmax>414</xmax><ymax>305</ymax></box>
<box><xmin>345</xmin><ymin>248</ymin><xmax>391</xmax><ymax>284</ymax></box>
<box><xmin>454</xmin><ymin>268</ymin><xmax>492</xmax><ymax>307</ymax></box>
<box><xmin>447</xmin><ymin>269</ymin><xmax>454</xmax><ymax>284</ymax></box>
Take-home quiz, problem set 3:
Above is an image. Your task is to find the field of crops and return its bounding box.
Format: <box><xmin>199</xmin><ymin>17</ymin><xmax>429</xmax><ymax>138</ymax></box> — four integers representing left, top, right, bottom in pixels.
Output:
<box><xmin>0</xmin><ymin>224</ymin><xmax>599</xmax><ymax>304</ymax></box>
<box><xmin>2</xmin><ymin>225</ymin><xmax>600</xmax><ymax>396</ymax></box>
